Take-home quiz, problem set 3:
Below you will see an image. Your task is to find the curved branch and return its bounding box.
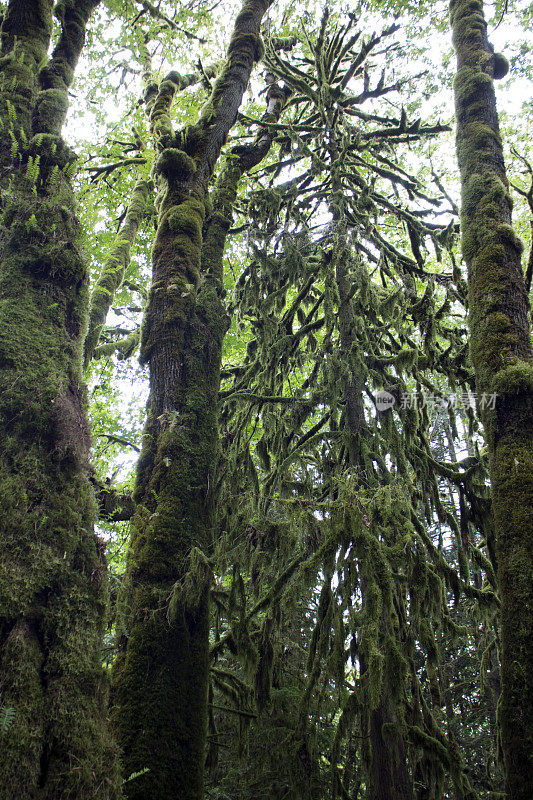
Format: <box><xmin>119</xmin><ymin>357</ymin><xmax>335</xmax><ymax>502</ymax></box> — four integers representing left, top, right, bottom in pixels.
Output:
<box><xmin>84</xmin><ymin>180</ymin><xmax>151</xmax><ymax>368</ymax></box>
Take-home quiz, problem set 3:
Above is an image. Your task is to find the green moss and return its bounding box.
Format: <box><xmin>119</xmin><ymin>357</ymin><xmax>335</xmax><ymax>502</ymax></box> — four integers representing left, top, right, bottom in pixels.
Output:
<box><xmin>32</xmin><ymin>88</ymin><xmax>69</xmax><ymax>134</ymax></box>
<box><xmin>409</xmin><ymin>725</ymin><xmax>450</xmax><ymax>766</ymax></box>
<box><xmin>85</xmin><ymin>178</ymin><xmax>151</xmax><ymax>366</ymax></box>
<box><xmin>201</xmin><ymin>160</ymin><xmax>242</xmax><ymax>284</ymax></box>
<box><xmin>418</xmin><ymin>618</ymin><xmax>438</xmax><ymax>665</ymax></box>
<box><xmin>167</xmin><ymin>206</ymin><xmax>203</xmax><ymax>245</ymax></box>
<box><xmin>155</xmin><ymin>148</ymin><xmax>196</xmax><ymax>181</ymax></box>
<box><xmin>114</xmin><ymin>0</ymin><xmax>279</xmax><ymax>794</ymax></box>
<box><xmin>451</xmin><ymin>1</ymin><xmax>533</xmax><ymax>796</ymax></box>
<box><xmin>491</xmin><ymin>362</ymin><xmax>533</xmax><ymax>397</ymax></box>
<box><xmin>467</xmin><ymin>121</ymin><xmax>501</xmax><ymax>150</ymax></box>
<box><xmin>113</xmin><ymin>588</ymin><xmax>210</xmax><ymax>799</ymax></box>
<box><xmin>383</xmin><ymin>636</ymin><xmax>408</xmax><ymax>702</ymax></box>
<box><xmin>114</xmin><ymin>144</ymin><xmax>225</xmax><ymax>794</ymax></box>
<box><xmin>0</xmin><ymin>0</ymin><xmax>54</xmax><ymax>69</ymax></box>
<box><xmin>493</xmin><ymin>52</ymin><xmax>509</xmax><ymax>79</ymax></box>
<box><xmin>495</xmin><ymin>223</ymin><xmax>523</xmax><ymax>253</ymax></box>
<box><xmin>228</xmin><ymin>31</ymin><xmax>264</xmax><ymax>62</ymax></box>
<box><xmin>27</xmin><ymin>132</ymin><xmax>78</xmax><ymax>171</ymax></box>
<box><xmin>112</xmin><ymin>388</ymin><xmax>219</xmax><ymax>798</ymax></box>
<box><xmin>0</xmin><ymin>24</ymin><xmax>121</xmax><ymax>791</ymax></box>
<box><xmin>454</xmin><ymin>66</ymin><xmax>492</xmax><ymax>107</ymax></box>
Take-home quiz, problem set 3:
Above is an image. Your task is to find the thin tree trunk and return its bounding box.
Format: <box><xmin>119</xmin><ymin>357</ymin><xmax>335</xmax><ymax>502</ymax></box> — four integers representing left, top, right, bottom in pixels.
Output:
<box><xmin>0</xmin><ymin>1</ymin><xmax>121</xmax><ymax>797</ymax></box>
<box><xmin>450</xmin><ymin>2</ymin><xmax>533</xmax><ymax>797</ymax></box>
<box><xmin>84</xmin><ymin>178</ymin><xmax>151</xmax><ymax>367</ymax></box>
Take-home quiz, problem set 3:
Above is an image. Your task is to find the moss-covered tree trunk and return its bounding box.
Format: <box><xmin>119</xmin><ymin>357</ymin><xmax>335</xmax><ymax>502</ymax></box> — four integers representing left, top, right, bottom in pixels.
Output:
<box><xmin>0</xmin><ymin>1</ymin><xmax>121</xmax><ymax>798</ymax></box>
<box><xmin>450</xmin><ymin>1</ymin><xmax>533</xmax><ymax>797</ymax></box>
<box><xmin>111</xmin><ymin>3</ymin><xmax>273</xmax><ymax>799</ymax></box>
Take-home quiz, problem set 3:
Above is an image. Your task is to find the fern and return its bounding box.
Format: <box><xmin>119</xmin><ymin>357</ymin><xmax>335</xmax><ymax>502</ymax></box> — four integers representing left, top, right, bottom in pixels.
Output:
<box><xmin>6</xmin><ymin>98</ymin><xmax>15</xmax><ymax>122</ymax></box>
<box><xmin>63</xmin><ymin>161</ymin><xmax>78</xmax><ymax>181</ymax></box>
<box><xmin>123</xmin><ymin>768</ymin><xmax>149</xmax><ymax>783</ymax></box>
<box><xmin>9</xmin><ymin>130</ymin><xmax>18</xmax><ymax>160</ymax></box>
<box><xmin>25</xmin><ymin>155</ymin><xmax>40</xmax><ymax>184</ymax></box>
<box><xmin>0</xmin><ymin>705</ymin><xmax>15</xmax><ymax>735</ymax></box>
<box><xmin>47</xmin><ymin>164</ymin><xmax>60</xmax><ymax>190</ymax></box>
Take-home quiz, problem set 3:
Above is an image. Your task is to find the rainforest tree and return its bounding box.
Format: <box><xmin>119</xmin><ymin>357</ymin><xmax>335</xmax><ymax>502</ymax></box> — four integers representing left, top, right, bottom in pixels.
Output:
<box><xmin>450</xmin><ymin>1</ymin><xmax>533</xmax><ymax>797</ymax></box>
<box><xmin>0</xmin><ymin>1</ymin><xmax>121</xmax><ymax>798</ymax></box>
<box><xmin>108</xmin><ymin>2</ymin><xmax>293</xmax><ymax>798</ymax></box>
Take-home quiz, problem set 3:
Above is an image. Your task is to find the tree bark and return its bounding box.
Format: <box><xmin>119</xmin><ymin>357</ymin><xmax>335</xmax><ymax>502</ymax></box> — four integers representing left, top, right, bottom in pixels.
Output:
<box><xmin>450</xmin><ymin>2</ymin><xmax>533</xmax><ymax>797</ymax></box>
<box><xmin>0</xmin><ymin>1</ymin><xmax>121</xmax><ymax>797</ymax></box>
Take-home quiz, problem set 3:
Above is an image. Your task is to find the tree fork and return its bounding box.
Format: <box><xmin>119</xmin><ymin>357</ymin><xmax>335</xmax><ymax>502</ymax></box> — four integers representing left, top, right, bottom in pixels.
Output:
<box><xmin>450</xmin><ymin>1</ymin><xmax>533</xmax><ymax>796</ymax></box>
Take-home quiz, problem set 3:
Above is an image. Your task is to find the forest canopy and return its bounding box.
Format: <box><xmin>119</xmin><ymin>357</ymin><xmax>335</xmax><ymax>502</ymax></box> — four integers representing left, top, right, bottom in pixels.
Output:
<box><xmin>0</xmin><ymin>1</ymin><xmax>531</xmax><ymax>800</ymax></box>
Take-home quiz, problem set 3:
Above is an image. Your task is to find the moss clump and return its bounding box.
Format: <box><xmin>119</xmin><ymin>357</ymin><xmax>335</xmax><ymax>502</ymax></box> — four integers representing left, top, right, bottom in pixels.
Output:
<box><xmin>495</xmin><ymin>222</ymin><xmax>523</xmax><ymax>253</ymax></box>
<box><xmin>493</xmin><ymin>52</ymin><xmax>509</xmax><ymax>80</ymax></box>
<box><xmin>491</xmin><ymin>362</ymin><xmax>533</xmax><ymax>397</ymax></box>
<box><xmin>32</xmin><ymin>88</ymin><xmax>69</xmax><ymax>134</ymax></box>
<box><xmin>27</xmin><ymin>133</ymin><xmax>75</xmax><ymax>171</ymax></box>
<box><xmin>167</xmin><ymin>205</ymin><xmax>203</xmax><ymax>245</ymax></box>
<box><xmin>228</xmin><ymin>31</ymin><xmax>264</xmax><ymax>62</ymax></box>
<box><xmin>155</xmin><ymin>148</ymin><xmax>196</xmax><ymax>181</ymax></box>
<box><xmin>454</xmin><ymin>66</ymin><xmax>491</xmax><ymax>108</ymax></box>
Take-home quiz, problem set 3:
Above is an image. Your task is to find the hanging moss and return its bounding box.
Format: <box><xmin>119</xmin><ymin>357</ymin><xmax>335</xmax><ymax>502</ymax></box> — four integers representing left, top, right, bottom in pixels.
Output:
<box><xmin>254</xmin><ymin>615</ymin><xmax>274</xmax><ymax>711</ymax></box>
<box><xmin>409</xmin><ymin>725</ymin><xmax>450</xmax><ymax>767</ymax></box>
<box><xmin>168</xmin><ymin>547</ymin><xmax>212</xmax><ymax>620</ymax></box>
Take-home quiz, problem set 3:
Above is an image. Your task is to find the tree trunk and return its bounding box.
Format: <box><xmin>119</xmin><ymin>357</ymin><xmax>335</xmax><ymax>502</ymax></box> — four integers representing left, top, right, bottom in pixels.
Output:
<box><xmin>369</xmin><ymin>700</ymin><xmax>413</xmax><ymax>800</ymax></box>
<box><xmin>0</xmin><ymin>1</ymin><xmax>121</xmax><ymax>797</ymax></box>
<box><xmin>110</xmin><ymin>3</ymin><xmax>273</xmax><ymax>798</ymax></box>
<box><xmin>450</xmin><ymin>1</ymin><xmax>533</xmax><ymax>797</ymax></box>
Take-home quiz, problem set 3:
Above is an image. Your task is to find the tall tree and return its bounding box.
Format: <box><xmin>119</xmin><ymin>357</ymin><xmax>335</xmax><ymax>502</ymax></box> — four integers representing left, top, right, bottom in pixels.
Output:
<box><xmin>0</xmin><ymin>1</ymin><xmax>121</xmax><ymax>797</ymax></box>
<box><xmin>110</xmin><ymin>2</ymin><xmax>278</xmax><ymax>798</ymax></box>
<box><xmin>450</xmin><ymin>0</ymin><xmax>533</xmax><ymax>797</ymax></box>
